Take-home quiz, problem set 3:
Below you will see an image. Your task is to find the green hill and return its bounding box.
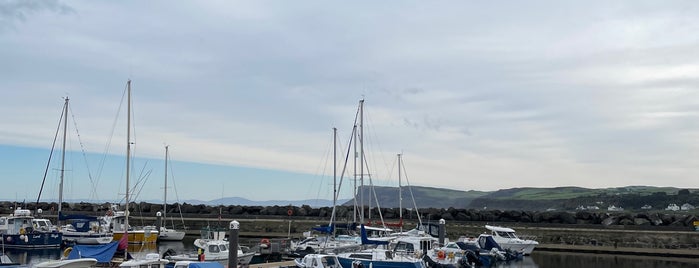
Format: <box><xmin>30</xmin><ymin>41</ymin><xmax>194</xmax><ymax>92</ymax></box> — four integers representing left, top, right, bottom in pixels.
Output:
<box><xmin>344</xmin><ymin>185</ymin><xmax>695</xmax><ymax>210</ymax></box>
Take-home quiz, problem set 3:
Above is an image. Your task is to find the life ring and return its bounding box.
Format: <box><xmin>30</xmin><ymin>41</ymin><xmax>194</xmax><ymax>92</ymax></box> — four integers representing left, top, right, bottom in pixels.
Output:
<box><xmin>287</xmin><ymin>209</ymin><xmax>293</xmax><ymax>216</ymax></box>
<box><xmin>106</xmin><ymin>210</ymin><xmax>114</xmax><ymax>217</ymax></box>
<box><xmin>437</xmin><ymin>250</ymin><xmax>446</xmax><ymax>259</ymax></box>
<box><xmin>63</xmin><ymin>247</ymin><xmax>73</xmax><ymax>258</ymax></box>
<box><xmin>19</xmin><ymin>228</ymin><xmax>26</xmax><ymax>235</ymax></box>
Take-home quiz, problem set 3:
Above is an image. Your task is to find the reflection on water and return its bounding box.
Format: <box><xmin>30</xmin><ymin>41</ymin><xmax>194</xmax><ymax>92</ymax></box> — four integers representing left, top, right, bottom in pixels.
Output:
<box><xmin>530</xmin><ymin>251</ymin><xmax>699</xmax><ymax>268</ymax></box>
<box><xmin>7</xmin><ymin>241</ymin><xmax>699</xmax><ymax>268</ymax></box>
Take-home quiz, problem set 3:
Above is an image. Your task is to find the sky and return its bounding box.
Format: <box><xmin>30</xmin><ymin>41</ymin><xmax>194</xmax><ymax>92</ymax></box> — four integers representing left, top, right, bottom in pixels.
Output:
<box><xmin>1</xmin><ymin>1</ymin><xmax>699</xmax><ymax>203</ymax></box>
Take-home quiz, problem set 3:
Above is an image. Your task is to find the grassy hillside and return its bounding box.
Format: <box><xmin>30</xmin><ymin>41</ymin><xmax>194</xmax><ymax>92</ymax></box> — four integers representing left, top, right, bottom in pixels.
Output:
<box><xmin>343</xmin><ymin>185</ymin><xmax>695</xmax><ymax>210</ymax></box>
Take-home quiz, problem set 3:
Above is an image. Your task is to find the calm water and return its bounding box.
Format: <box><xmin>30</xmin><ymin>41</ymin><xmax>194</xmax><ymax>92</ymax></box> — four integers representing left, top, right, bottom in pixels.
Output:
<box><xmin>6</xmin><ymin>239</ymin><xmax>699</xmax><ymax>268</ymax></box>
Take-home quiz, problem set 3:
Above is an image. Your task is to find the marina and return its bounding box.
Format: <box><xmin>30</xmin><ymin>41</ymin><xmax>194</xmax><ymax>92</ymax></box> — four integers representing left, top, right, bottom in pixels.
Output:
<box><xmin>4</xmin><ymin>238</ymin><xmax>699</xmax><ymax>267</ymax></box>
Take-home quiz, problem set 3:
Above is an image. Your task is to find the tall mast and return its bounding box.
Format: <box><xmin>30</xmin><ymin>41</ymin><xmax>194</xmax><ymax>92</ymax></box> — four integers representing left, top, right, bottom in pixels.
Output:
<box><xmin>125</xmin><ymin>80</ymin><xmax>131</xmax><ymax>238</ymax></box>
<box><xmin>352</xmin><ymin>124</ymin><xmax>358</xmax><ymax>223</ymax></box>
<box><xmin>398</xmin><ymin>153</ymin><xmax>403</xmax><ymax>232</ymax></box>
<box><xmin>58</xmin><ymin>97</ymin><xmax>69</xmax><ymax>221</ymax></box>
<box><xmin>359</xmin><ymin>99</ymin><xmax>364</xmax><ymax>223</ymax></box>
<box><xmin>331</xmin><ymin>127</ymin><xmax>337</xmax><ymax>237</ymax></box>
<box><xmin>164</xmin><ymin>145</ymin><xmax>169</xmax><ymax>220</ymax></box>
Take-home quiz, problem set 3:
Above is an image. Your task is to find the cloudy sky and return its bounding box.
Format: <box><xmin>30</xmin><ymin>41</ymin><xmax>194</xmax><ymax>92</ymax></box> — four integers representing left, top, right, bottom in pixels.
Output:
<box><xmin>1</xmin><ymin>1</ymin><xmax>699</xmax><ymax>203</ymax></box>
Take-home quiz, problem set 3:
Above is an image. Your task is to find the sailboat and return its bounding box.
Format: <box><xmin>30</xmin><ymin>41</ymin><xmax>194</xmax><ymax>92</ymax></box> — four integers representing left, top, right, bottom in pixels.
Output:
<box><xmin>105</xmin><ymin>80</ymin><xmax>159</xmax><ymax>244</ymax></box>
<box><xmin>158</xmin><ymin>145</ymin><xmax>186</xmax><ymax>241</ymax></box>
<box><xmin>43</xmin><ymin>97</ymin><xmax>113</xmax><ymax>245</ymax></box>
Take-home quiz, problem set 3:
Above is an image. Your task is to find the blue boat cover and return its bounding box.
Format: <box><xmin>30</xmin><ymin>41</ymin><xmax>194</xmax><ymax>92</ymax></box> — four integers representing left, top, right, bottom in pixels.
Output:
<box><xmin>359</xmin><ymin>224</ymin><xmax>389</xmax><ymax>245</ymax></box>
<box><xmin>477</xmin><ymin>236</ymin><xmax>503</xmax><ymax>251</ymax></box>
<box><xmin>188</xmin><ymin>262</ymin><xmax>225</xmax><ymax>268</ymax></box>
<box><xmin>312</xmin><ymin>225</ymin><xmax>334</xmax><ymax>234</ymax></box>
<box><xmin>59</xmin><ymin>212</ymin><xmax>98</xmax><ymax>221</ymax></box>
<box><xmin>67</xmin><ymin>241</ymin><xmax>119</xmax><ymax>263</ymax></box>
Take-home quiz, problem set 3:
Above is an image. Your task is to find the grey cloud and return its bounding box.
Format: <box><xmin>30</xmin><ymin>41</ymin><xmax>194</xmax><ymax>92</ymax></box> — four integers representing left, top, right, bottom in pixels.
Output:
<box><xmin>0</xmin><ymin>0</ymin><xmax>73</xmax><ymax>30</ymax></box>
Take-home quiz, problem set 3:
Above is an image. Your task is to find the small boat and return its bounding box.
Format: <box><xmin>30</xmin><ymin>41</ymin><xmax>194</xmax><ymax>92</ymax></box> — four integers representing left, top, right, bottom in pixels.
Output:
<box><xmin>103</xmin><ymin>205</ymin><xmax>159</xmax><ymax>244</ymax></box>
<box><xmin>172</xmin><ymin>261</ymin><xmax>224</xmax><ymax>268</ymax></box>
<box><xmin>164</xmin><ymin>227</ymin><xmax>254</xmax><ymax>265</ymax></box>
<box><xmin>34</xmin><ymin>258</ymin><xmax>99</xmax><ymax>268</ymax></box>
<box><xmin>35</xmin><ymin>241</ymin><xmax>121</xmax><ymax>267</ymax></box>
<box><xmin>60</xmin><ymin>216</ymin><xmax>113</xmax><ymax>245</ymax></box>
<box><xmin>0</xmin><ymin>208</ymin><xmax>63</xmax><ymax>248</ymax></box>
<box><xmin>158</xmin><ymin>146</ymin><xmax>186</xmax><ymax>242</ymax></box>
<box><xmin>484</xmin><ymin>225</ymin><xmax>538</xmax><ymax>255</ymax></box>
<box><xmin>295</xmin><ymin>254</ymin><xmax>341</xmax><ymax>268</ymax></box>
<box><xmin>335</xmin><ymin>225</ymin><xmax>427</xmax><ymax>268</ymax></box>
<box><xmin>119</xmin><ymin>253</ymin><xmax>168</xmax><ymax>268</ymax></box>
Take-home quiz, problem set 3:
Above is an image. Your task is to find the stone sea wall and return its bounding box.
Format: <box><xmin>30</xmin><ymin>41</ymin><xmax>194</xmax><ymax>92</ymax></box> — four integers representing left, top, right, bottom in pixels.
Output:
<box><xmin>2</xmin><ymin>201</ymin><xmax>698</xmax><ymax>228</ymax></box>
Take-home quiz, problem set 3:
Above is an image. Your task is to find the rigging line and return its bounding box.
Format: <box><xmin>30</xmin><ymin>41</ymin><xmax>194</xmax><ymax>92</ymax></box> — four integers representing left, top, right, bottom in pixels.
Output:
<box><xmin>308</xmin><ymin>130</ymin><xmax>334</xmax><ymax>205</ymax></box>
<box><xmin>362</xmin><ymin>104</ymin><xmax>392</xmax><ymax>183</ymax></box>
<box><xmin>166</xmin><ymin>149</ymin><xmax>186</xmax><ymax>229</ymax></box>
<box><xmin>400</xmin><ymin>155</ymin><xmax>422</xmax><ymax>226</ymax></box>
<box><xmin>36</xmin><ymin>99</ymin><xmax>66</xmax><ymax>207</ymax></box>
<box><xmin>98</xmin><ymin>83</ymin><xmax>128</xmax><ymax>201</ymax></box>
<box><xmin>364</xmin><ymin>160</ymin><xmax>387</xmax><ymax>228</ymax></box>
<box><xmin>335</xmin><ymin>125</ymin><xmax>356</xmax><ymax>215</ymax></box>
<box><xmin>69</xmin><ymin>104</ymin><xmax>100</xmax><ymax>201</ymax></box>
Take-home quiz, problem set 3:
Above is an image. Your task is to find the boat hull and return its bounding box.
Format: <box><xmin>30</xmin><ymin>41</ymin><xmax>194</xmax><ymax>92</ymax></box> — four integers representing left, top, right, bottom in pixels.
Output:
<box><xmin>62</xmin><ymin>232</ymin><xmax>113</xmax><ymax>245</ymax></box>
<box><xmin>0</xmin><ymin>233</ymin><xmax>62</xmax><ymax>248</ymax></box>
<box><xmin>337</xmin><ymin>257</ymin><xmax>426</xmax><ymax>268</ymax></box>
<box><xmin>158</xmin><ymin>229</ymin><xmax>185</xmax><ymax>241</ymax></box>
<box><xmin>113</xmin><ymin>231</ymin><xmax>158</xmax><ymax>244</ymax></box>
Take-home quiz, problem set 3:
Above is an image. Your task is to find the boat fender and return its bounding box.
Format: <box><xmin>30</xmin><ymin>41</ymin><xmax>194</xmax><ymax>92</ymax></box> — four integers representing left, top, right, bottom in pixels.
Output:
<box><xmin>260</xmin><ymin>238</ymin><xmax>271</xmax><ymax>248</ymax></box>
<box><xmin>437</xmin><ymin>250</ymin><xmax>446</xmax><ymax>259</ymax></box>
<box><xmin>64</xmin><ymin>247</ymin><xmax>73</xmax><ymax>258</ymax></box>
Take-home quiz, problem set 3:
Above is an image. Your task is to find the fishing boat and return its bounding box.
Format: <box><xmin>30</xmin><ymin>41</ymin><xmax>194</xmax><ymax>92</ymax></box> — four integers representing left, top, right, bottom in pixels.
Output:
<box><xmin>0</xmin><ymin>208</ymin><xmax>62</xmax><ymax>248</ymax></box>
<box><xmin>158</xmin><ymin>145</ymin><xmax>186</xmax><ymax>242</ymax></box>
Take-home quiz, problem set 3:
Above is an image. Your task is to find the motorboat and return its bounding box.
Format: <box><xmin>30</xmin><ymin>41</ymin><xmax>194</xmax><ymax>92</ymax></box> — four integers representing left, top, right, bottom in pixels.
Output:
<box><xmin>60</xmin><ymin>216</ymin><xmax>113</xmax><ymax>245</ymax></box>
<box><xmin>0</xmin><ymin>208</ymin><xmax>62</xmax><ymax>248</ymax></box>
<box><xmin>163</xmin><ymin>227</ymin><xmax>253</xmax><ymax>265</ymax></box>
<box><xmin>120</xmin><ymin>253</ymin><xmax>168</xmax><ymax>268</ymax></box>
<box><xmin>484</xmin><ymin>225</ymin><xmax>538</xmax><ymax>255</ymax></box>
<box><xmin>295</xmin><ymin>253</ymin><xmax>342</xmax><ymax>268</ymax></box>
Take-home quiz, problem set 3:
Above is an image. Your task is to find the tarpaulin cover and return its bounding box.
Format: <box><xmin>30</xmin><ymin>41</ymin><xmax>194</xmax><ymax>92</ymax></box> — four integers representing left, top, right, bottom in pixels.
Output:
<box><xmin>67</xmin><ymin>241</ymin><xmax>118</xmax><ymax>263</ymax></box>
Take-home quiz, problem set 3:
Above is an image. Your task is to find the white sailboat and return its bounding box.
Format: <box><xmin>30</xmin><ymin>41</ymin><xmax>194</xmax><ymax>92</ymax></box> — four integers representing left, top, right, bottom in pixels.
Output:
<box><xmin>159</xmin><ymin>145</ymin><xmax>186</xmax><ymax>241</ymax></box>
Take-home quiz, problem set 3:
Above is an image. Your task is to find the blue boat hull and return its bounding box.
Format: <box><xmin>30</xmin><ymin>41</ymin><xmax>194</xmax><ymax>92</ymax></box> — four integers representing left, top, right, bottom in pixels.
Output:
<box><xmin>1</xmin><ymin>232</ymin><xmax>63</xmax><ymax>248</ymax></box>
<box><xmin>337</xmin><ymin>257</ymin><xmax>425</xmax><ymax>268</ymax></box>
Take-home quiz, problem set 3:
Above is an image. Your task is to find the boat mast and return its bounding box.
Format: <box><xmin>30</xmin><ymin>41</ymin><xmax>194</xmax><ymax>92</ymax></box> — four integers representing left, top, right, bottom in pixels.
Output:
<box><xmin>58</xmin><ymin>97</ymin><xmax>69</xmax><ymax>222</ymax></box>
<box><xmin>332</xmin><ymin>127</ymin><xmax>337</xmax><ymax>237</ymax></box>
<box><xmin>359</xmin><ymin>99</ymin><xmax>365</xmax><ymax>223</ymax></box>
<box><xmin>398</xmin><ymin>153</ymin><xmax>402</xmax><ymax>232</ymax></box>
<box><xmin>352</xmin><ymin>124</ymin><xmax>358</xmax><ymax>223</ymax></box>
<box><xmin>125</xmin><ymin>80</ymin><xmax>131</xmax><ymax>244</ymax></box>
<box><xmin>164</xmin><ymin>145</ymin><xmax>169</xmax><ymax>220</ymax></box>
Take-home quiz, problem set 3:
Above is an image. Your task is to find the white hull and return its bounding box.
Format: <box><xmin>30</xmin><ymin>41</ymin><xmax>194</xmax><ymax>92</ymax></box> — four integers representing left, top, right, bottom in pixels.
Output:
<box><xmin>159</xmin><ymin>228</ymin><xmax>186</xmax><ymax>241</ymax></box>
<box><xmin>63</xmin><ymin>232</ymin><xmax>113</xmax><ymax>245</ymax></box>
<box><xmin>35</xmin><ymin>258</ymin><xmax>99</xmax><ymax>268</ymax></box>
